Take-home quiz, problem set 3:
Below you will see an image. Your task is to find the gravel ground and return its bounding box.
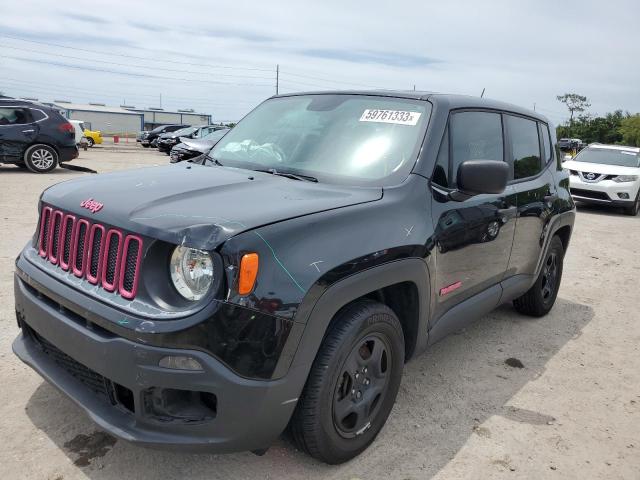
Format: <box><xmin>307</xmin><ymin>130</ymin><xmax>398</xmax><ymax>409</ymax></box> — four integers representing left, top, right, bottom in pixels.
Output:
<box><xmin>0</xmin><ymin>144</ymin><xmax>638</xmax><ymax>479</ymax></box>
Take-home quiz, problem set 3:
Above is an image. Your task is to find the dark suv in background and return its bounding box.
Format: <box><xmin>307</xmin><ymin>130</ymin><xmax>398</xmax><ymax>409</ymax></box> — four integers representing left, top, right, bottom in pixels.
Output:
<box><xmin>0</xmin><ymin>99</ymin><xmax>78</xmax><ymax>172</ymax></box>
<box><xmin>139</xmin><ymin>124</ymin><xmax>188</xmax><ymax>148</ymax></box>
<box><xmin>13</xmin><ymin>92</ymin><xmax>574</xmax><ymax>464</ymax></box>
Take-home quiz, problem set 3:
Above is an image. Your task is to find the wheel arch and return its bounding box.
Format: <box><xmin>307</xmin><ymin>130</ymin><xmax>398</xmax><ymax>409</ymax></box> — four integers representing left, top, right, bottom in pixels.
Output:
<box><xmin>285</xmin><ymin>258</ymin><xmax>431</xmax><ymax>382</ymax></box>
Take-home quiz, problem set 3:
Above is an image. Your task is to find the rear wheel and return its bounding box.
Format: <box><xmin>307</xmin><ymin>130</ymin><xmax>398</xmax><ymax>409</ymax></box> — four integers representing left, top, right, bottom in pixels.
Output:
<box><xmin>623</xmin><ymin>191</ymin><xmax>639</xmax><ymax>216</ymax></box>
<box><xmin>86</xmin><ymin>137</ymin><xmax>95</xmax><ymax>147</ymax></box>
<box><xmin>513</xmin><ymin>235</ymin><xmax>564</xmax><ymax>317</ymax></box>
<box><xmin>24</xmin><ymin>144</ymin><xmax>58</xmax><ymax>173</ymax></box>
<box><xmin>290</xmin><ymin>300</ymin><xmax>404</xmax><ymax>464</ymax></box>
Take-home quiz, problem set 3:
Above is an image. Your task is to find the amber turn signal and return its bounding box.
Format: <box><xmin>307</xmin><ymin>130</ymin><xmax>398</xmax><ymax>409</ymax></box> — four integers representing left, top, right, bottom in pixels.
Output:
<box><xmin>238</xmin><ymin>253</ymin><xmax>259</xmax><ymax>295</ymax></box>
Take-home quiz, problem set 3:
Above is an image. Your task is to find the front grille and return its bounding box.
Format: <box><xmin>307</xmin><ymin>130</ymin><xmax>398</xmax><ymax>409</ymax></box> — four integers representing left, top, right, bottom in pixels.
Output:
<box><xmin>571</xmin><ymin>188</ymin><xmax>610</xmax><ymax>200</ymax></box>
<box><xmin>28</xmin><ymin>326</ymin><xmax>110</xmax><ymax>397</ymax></box>
<box><xmin>25</xmin><ymin>325</ymin><xmax>135</xmax><ymax>413</ymax></box>
<box><xmin>37</xmin><ymin>205</ymin><xmax>142</xmax><ymax>299</ymax></box>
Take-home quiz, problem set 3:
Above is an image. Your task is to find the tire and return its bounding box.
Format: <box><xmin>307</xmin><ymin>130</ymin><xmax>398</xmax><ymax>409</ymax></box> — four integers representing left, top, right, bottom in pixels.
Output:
<box><xmin>623</xmin><ymin>191</ymin><xmax>639</xmax><ymax>216</ymax></box>
<box><xmin>24</xmin><ymin>144</ymin><xmax>58</xmax><ymax>173</ymax></box>
<box><xmin>513</xmin><ymin>235</ymin><xmax>564</xmax><ymax>317</ymax></box>
<box><xmin>290</xmin><ymin>300</ymin><xmax>404</xmax><ymax>464</ymax></box>
<box><xmin>86</xmin><ymin>137</ymin><xmax>95</xmax><ymax>147</ymax></box>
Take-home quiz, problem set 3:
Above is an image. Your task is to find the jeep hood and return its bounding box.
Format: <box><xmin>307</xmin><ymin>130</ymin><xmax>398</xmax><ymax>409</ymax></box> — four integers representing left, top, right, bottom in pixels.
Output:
<box><xmin>41</xmin><ymin>164</ymin><xmax>382</xmax><ymax>249</ymax></box>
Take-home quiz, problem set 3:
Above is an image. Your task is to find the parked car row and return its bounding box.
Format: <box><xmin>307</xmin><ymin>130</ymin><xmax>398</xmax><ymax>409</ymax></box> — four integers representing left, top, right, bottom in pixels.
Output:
<box><xmin>138</xmin><ymin>123</ymin><xmax>230</xmax><ymax>163</ymax></box>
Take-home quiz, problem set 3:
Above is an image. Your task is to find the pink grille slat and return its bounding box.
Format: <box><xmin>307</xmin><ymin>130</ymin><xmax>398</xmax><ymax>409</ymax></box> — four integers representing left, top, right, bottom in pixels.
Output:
<box><xmin>36</xmin><ymin>206</ymin><xmax>143</xmax><ymax>299</ymax></box>
<box><xmin>101</xmin><ymin>229</ymin><xmax>123</xmax><ymax>292</ymax></box>
<box><xmin>86</xmin><ymin>224</ymin><xmax>105</xmax><ymax>285</ymax></box>
<box><xmin>47</xmin><ymin>210</ymin><xmax>63</xmax><ymax>265</ymax></box>
<box><xmin>118</xmin><ymin>235</ymin><xmax>143</xmax><ymax>299</ymax></box>
<box><xmin>72</xmin><ymin>219</ymin><xmax>90</xmax><ymax>277</ymax></box>
<box><xmin>59</xmin><ymin>214</ymin><xmax>76</xmax><ymax>271</ymax></box>
<box><xmin>38</xmin><ymin>206</ymin><xmax>52</xmax><ymax>257</ymax></box>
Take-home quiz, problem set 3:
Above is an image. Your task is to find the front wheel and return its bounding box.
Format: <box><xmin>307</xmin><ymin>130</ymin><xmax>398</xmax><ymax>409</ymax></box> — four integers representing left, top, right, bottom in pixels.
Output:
<box><xmin>290</xmin><ymin>300</ymin><xmax>404</xmax><ymax>464</ymax></box>
<box><xmin>86</xmin><ymin>137</ymin><xmax>95</xmax><ymax>147</ymax></box>
<box><xmin>513</xmin><ymin>235</ymin><xmax>564</xmax><ymax>316</ymax></box>
<box><xmin>24</xmin><ymin>144</ymin><xmax>58</xmax><ymax>173</ymax></box>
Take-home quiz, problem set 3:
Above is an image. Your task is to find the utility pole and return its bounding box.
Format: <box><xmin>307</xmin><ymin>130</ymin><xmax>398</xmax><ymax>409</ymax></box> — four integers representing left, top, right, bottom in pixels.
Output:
<box><xmin>533</xmin><ymin>103</ymin><xmax>536</xmax><ymax>111</ymax></box>
<box><xmin>480</xmin><ymin>88</ymin><xmax>485</xmax><ymax>98</ymax></box>
<box><xmin>276</xmin><ymin>64</ymin><xmax>279</xmax><ymax>95</ymax></box>
<box><xmin>159</xmin><ymin>93</ymin><xmax>162</xmax><ymax>108</ymax></box>
<box><xmin>413</xmin><ymin>84</ymin><xmax>416</xmax><ymax>91</ymax></box>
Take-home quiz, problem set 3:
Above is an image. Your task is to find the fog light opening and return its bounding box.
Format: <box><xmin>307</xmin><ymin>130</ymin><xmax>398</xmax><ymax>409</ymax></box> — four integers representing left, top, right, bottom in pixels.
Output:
<box><xmin>158</xmin><ymin>355</ymin><xmax>203</xmax><ymax>371</ymax></box>
<box><xmin>618</xmin><ymin>192</ymin><xmax>630</xmax><ymax>199</ymax></box>
<box><xmin>143</xmin><ymin>387</ymin><xmax>217</xmax><ymax>423</ymax></box>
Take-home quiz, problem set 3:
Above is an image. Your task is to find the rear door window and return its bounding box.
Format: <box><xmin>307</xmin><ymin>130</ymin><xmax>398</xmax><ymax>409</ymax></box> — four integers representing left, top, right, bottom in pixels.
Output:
<box><xmin>506</xmin><ymin>115</ymin><xmax>542</xmax><ymax>179</ymax></box>
<box><xmin>450</xmin><ymin>111</ymin><xmax>504</xmax><ymax>187</ymax></box>
<box><xmin>0</xmin><ymin>108</ymin><xmax>31</xmax><ymax>125</ymax></box>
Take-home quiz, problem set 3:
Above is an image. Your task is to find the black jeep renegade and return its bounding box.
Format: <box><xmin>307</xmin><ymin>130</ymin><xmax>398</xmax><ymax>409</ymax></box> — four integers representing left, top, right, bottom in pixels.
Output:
<box><xmin>13</xmin><ymin>91</ymin><xmax>575</xmax><ymax>464</ymax></box>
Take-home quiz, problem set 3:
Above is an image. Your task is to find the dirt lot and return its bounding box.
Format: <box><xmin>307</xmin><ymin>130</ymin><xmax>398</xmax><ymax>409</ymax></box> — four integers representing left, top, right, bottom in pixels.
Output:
<box><xmin>0</xmin><ymin>144</ymin><xmax>638</xmax><ymax>480</ymax></box>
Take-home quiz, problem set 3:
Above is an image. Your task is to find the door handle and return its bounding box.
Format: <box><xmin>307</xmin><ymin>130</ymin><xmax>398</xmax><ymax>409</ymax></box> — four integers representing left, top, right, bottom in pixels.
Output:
<box><xmin>22</xmin><ymin>129</ymin><xmax>35</xmax><ymax>133</ymax></box>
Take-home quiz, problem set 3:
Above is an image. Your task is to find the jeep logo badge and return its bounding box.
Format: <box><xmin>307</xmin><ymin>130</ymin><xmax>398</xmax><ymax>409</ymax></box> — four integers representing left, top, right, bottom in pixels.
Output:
<box><xmin>80</xmin><ymin>198</ymin><xmax>104</xmax><ymax>213</ymax></box>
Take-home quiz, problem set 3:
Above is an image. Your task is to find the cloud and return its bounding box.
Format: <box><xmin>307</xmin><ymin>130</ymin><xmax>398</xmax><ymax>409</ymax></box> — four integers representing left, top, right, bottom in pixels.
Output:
<box><xmin>0</xmin><ymin>0</ymin><xmax>638</xmax><ymax>124</ymax></box>
<box><xmin>66</xmin><ymin>13</ymin><xmax>108</xmax><ymax>25</ymax></box>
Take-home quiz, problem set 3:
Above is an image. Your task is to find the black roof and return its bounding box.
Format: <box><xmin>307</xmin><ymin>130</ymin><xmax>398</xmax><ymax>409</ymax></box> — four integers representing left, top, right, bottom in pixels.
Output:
<box><xmin>273</xmin><ymin>90</ymin><xmax>548</xmax><ymax>123</ymax></box>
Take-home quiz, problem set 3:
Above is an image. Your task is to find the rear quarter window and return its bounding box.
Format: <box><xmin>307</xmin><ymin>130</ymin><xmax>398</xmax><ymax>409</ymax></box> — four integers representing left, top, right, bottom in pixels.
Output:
<box><xmin>506</xmin><ymin>115</ymin><xmax>542</xmax><ymax>179</ymax></box>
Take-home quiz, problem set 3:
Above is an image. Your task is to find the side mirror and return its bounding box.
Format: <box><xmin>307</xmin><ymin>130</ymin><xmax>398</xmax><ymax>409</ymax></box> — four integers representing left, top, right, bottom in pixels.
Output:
<box><xmin>450</xmin><ymin>160</ymin><xmax>509</xmax><ymax>201</ymax></box>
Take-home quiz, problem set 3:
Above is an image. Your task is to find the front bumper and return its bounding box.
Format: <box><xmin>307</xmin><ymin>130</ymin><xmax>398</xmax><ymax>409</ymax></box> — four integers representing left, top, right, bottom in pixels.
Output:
<box><xmin>13</xmin><ymin>261</ymin><xmax>307</xmax><ymax>452</ymax></box>
<box><xmin>569</xmin><ymin>175</ymin><xmax>639</xmax><ymax>206</ymax></box>
<box><xmin>158</xmin><ymin>141</ymin><xmax>176</xmax><ymax>153</ymax></box>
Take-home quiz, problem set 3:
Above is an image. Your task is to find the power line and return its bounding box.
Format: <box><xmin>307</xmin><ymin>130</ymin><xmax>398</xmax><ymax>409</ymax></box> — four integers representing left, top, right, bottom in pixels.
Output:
<box><xmin>0</xmin><ymin>76</ymin><xmax>263</xmax><ymax>105</ymax></box>
<box><xmin>0</xmin><ymin>33</ymin><xmax>274</xmax><ymax>72</ymax></box>
<box><xmin>281</xmin><ymin>69</ymin><xmax>384</xmax><ymax>89</ymax></box>
<box><xmin>0</xmin><ymin>44</ymin><xmax>274</xmax><ymax>80</ymax></box>
<box><xmin>0</xmin><ymin>34</ymin><xmax>390</xmax><ymax>91</ymax></box>
<box><xmin>0</xmin><ymin>55</ymin><xmax>275</xmax><ymax>87</ymax></box>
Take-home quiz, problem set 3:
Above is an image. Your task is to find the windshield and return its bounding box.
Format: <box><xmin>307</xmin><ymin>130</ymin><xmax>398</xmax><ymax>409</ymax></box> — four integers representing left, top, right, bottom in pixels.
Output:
<box><xmin>574</xmin><ymin>148</ymin><xmax>639</xmax><ymax>168</ymax></box>
<box><xmin>208</xmin><ymin>94</ymin><xmax>431</xmax><ymax>185</ymax></box>
<box><xmin>171</xmin><ymin>126</ymin><xmax>198</xmax><ymax>137</ymax></box>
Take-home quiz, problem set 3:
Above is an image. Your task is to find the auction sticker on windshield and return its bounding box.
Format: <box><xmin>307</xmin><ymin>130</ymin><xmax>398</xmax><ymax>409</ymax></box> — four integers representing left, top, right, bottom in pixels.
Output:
<box><xmin>360</xmin><ymin>109</ymin><xmax>422</xmax><ymax>125</ymax></box>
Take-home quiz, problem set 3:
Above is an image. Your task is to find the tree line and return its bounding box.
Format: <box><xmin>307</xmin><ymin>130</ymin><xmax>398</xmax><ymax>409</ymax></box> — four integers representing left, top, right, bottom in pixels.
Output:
<box><xmin>556</xmin><ymin>93</ymin><xmax>640</xmax><ymax>146</ymax></box>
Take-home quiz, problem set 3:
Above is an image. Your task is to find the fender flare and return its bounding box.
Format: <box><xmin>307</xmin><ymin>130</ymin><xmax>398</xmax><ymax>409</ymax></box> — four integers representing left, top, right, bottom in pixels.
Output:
<box><xmin>276</xmin><ymin>258</ymin><xmax>431</xmax><ymax>382</ymax></box>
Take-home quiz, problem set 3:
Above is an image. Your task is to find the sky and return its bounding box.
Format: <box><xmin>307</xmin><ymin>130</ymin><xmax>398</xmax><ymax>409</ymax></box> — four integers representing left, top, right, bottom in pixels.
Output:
<box><xmin>0</xmin><ymin>0</ymin><xmax>638</xmax><ymax>125</ymax></box>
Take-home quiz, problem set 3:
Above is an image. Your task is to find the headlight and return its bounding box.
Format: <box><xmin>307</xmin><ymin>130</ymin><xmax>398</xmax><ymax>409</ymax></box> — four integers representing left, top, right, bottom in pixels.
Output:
<box><xmin>169</xmin><ymin>246</ymin><xmax>214</xmax><ymax>300</ymax></box>
<box><xmin>613</xmin><ymin>175</ymin><xmax>638</xmax><ymax>183</ymax></box>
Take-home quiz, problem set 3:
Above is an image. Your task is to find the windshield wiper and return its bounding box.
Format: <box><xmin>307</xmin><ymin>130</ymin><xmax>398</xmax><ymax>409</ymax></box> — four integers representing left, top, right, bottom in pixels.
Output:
<box><xmin>203</xmin><ymin>154</ymin><xmax>223</xmax><ymax>166</ymax></box>
<box><xmin>254</xmin><ymin>168</ymin><xmax>318</xmax><ymax>183</ymax></box>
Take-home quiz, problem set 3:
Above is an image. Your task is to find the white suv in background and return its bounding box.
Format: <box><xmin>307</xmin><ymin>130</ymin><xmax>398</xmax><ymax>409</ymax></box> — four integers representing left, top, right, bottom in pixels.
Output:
<box><xmin>565</xmin><ymin>144</ymin><xmax>640</xmax><ymax>216</ymax></box>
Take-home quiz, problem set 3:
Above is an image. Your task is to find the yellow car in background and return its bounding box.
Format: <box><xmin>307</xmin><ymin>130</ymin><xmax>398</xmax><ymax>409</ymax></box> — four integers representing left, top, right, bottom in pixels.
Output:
<box><xmin>82</xmin><ymin>126</ymin><xmax>103</xmax><ymax>147</ymax></box>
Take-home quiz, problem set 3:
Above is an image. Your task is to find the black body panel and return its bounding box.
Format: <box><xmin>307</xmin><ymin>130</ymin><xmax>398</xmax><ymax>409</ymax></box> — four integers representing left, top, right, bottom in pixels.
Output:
<box><xmin>13</xmin><ymin>91</ymin><xmax>575</xmax><ymax>453</ymax></box>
